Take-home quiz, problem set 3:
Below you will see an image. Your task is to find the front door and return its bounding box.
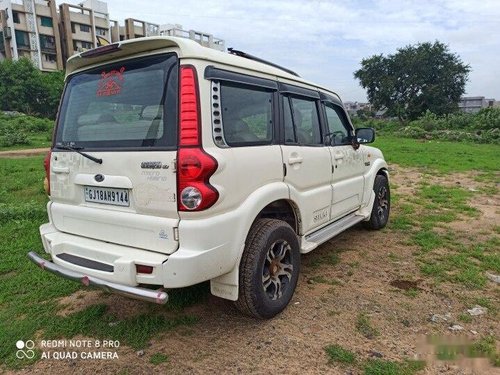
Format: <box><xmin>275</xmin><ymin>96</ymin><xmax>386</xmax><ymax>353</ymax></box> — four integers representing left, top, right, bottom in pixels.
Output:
<box><xmin>322</xmin><ymin>101</ymin><xmax>365</xmax><ymax>220</ymax></box>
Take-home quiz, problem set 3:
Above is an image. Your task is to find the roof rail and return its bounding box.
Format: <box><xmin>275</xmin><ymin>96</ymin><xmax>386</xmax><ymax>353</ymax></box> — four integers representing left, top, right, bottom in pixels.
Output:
<box><xmin>227</xmin><ymin>48</ymin><xmax>300</xmax><ymax>77</ymax></box>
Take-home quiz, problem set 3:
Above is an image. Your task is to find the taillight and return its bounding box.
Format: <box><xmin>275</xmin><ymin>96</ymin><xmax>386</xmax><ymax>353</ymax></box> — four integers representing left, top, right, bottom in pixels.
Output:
<box><xmin>44</xmin><ymin>150</ymin><xmax>51</xmax><ymax>195</ymax></box>
<box><xmin>177</xmin><ymin>65</ymin><xmax>218</xmax><ymax>211</ymax></box>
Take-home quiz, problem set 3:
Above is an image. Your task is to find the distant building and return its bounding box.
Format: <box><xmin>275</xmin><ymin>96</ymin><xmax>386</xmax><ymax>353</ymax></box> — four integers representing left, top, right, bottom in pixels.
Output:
<box><xmin>59</xmin><ymin>0</ymin><xmax>110</xmax><ymax>61</ymax></box>
<box><xmin>111</xmin><ymin>18</ymin><xmax>159</xmax><ymax>41</ymax></box>
<box><xmin>343</xmin><ymin>101</ymin><xmax>372</xmax><ymax>117</ymax></box>
<box><xmin>0</xmin><ymin>0</ymin><xmax>226</xmax><ymax>71</ymax></box>
<box><xmin>458</xmin><ymin>96</ymin><xmax>496</xmax><ymax>113</ymax></box>
<box><xmin>159</xmin><ymin>24</ymin><xmax>225</xmax><ymax>51</ymax></box>
<box><xmin>0</xmin><ymin>0</ymin><xmax>63</xmax><ymax>71</ymax></box>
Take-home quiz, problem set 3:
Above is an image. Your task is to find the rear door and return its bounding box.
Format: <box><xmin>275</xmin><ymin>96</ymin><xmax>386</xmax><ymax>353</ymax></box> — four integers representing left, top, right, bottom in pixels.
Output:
<box><xmin>50</xmin><ymin>53</ymin><xmax>179</xmax><ymax>254</ymax></box>
<box><xmin>280</xmin><ymin>86</ymin><xmax>333</xmax><ymax>234</ymax></box>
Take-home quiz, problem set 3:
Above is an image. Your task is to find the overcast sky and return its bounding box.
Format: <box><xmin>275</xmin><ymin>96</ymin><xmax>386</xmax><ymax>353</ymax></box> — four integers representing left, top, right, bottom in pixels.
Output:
<box><xmin>76</xmin><ymin>0</ymin><xmax>499</xmax><ymax>102</ymax></box>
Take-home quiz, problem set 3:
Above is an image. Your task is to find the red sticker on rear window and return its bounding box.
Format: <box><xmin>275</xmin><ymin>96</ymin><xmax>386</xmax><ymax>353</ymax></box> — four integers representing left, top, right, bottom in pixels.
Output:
<box><xmin>96</xmin><ymin>67</ymin><xmax>126</xmax><ymax>97</ymax></box>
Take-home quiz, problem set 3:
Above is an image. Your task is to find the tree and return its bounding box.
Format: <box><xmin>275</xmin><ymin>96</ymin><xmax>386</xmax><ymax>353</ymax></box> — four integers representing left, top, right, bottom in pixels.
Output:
<box><xmin>354</xmin><ymin>41</ymin><xmax>470</xmax><ymax>122</ymax></box>
<box><xmin>0</xmin><ymin>58</ymin><xmax>64</xmax><ymax>119</ymax></box>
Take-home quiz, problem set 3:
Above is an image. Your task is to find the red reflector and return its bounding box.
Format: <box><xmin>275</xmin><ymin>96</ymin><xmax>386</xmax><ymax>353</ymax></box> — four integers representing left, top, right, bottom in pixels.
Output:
<box><xmin>179</xmin><ymin>66</ymin><xmax>200</xmax><ymax>146</ymax></box>
<box><xmin>177</xmin><ymin>148</ymin><xmax>219</xmax><ymax>211</ymax></box>
<box><xmin>44</xmin><ymin>150</ymin><xmax>51</xmax><ymax>195</ymax></box>
<box><xmin>136</xmin><ymin>265</ymin><xmax>154</xmax><ymax>274</ymax></box>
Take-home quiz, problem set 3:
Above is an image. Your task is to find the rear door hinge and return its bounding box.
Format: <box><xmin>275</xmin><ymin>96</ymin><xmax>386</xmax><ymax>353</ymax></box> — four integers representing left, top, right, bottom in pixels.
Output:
<box><xmin>283</xmin><ymin>163</ymin><xmax>287</xmax><ymax>177</ymax></box>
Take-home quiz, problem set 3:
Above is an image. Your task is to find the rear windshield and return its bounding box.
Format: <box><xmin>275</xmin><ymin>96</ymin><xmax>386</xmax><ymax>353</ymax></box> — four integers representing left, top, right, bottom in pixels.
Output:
<box><xmin>55</xmin><ymin>53</ymin><xmax>178</xmax><ymax>150</ymax></box>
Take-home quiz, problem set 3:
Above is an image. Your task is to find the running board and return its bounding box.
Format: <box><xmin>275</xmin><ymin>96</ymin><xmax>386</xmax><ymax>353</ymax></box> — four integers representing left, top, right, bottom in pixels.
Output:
<box><xmin>301</xmin><ymin>212</ymin><xmax>365</xmax><ymax>253</ymax></box>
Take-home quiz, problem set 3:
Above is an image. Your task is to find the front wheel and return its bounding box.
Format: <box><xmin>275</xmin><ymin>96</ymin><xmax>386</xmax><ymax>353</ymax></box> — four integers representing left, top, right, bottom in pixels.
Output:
<box><xmin>364</xmin><ymin>174</ymin><xmax>390</xmax><ymax>230</ymax></box>
<box><xmin>235</xmin><ymin>219</ymin><xmax>300</xmax><ymax>319</ymax></box>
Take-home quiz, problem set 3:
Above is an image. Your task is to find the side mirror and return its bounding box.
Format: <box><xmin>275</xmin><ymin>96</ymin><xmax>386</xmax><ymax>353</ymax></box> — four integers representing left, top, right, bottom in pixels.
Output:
<box><xmin>355</xmin><ymin>127</ymin><xmax>375</xmax><ymax>144</ymax></box>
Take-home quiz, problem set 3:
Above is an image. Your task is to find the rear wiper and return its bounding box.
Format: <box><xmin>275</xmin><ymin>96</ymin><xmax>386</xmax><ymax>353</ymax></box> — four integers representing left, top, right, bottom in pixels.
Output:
<box><xmin>56</xmin><ymin>144</ymin><xmax>103</xmax><ymax>164</ymax></box>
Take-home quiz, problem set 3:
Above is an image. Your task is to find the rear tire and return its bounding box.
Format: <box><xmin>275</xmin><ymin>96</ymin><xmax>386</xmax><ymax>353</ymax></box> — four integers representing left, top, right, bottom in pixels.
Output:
<box><xmin>364</xmin><ymin>174</ymin><xmax>390</xmax><ymax>230</ymax></box>
<box><xmin>235</xmin><ymin>219</ymin><xmax>300</xmax><ymax>319</ymax></box>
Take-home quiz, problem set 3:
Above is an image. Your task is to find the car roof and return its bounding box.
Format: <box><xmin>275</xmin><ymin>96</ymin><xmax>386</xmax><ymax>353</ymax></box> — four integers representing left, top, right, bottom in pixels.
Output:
<box><xmin>66</xmin><ymin>36</ymin><xmax>341</xmax><ymax>101</ymax></box>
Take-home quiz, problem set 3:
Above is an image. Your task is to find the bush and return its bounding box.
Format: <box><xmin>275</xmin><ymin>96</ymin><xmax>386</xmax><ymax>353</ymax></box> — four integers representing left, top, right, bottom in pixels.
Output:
<box><xmin>0</xmin><ymin>112</ymin><xmax>53</xmax><ymax>147</ymax></box>
<box><xmin>0</xmin><ymin>125</ymin><xmax>30</xmax><ymax>147</ymax></box>
<box><xmin>0</xmin><ymin>58</ymin><xmax>64</xmax><ymax>119</ymax></box>
<box><xmin>473</xmin><ymin>108</ymin><xmax>500</xmax><ymax>130</ymax></box>
<box><xmin>367</xmin><ymin>108</ymin><xmax>500</xmax><ymax>144</ymax></box>
<box><xmin>401</xmin><ymin>126</ymin><xmax>427</xmax><ymax>139</ymax></box>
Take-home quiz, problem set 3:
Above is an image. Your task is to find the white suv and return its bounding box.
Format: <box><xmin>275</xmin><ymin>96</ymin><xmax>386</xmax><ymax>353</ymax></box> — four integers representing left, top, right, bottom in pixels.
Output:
<box><xmin>29</xmin><ymin>37</ymin><xmax>390</xmax><ymax>319</ymax></box>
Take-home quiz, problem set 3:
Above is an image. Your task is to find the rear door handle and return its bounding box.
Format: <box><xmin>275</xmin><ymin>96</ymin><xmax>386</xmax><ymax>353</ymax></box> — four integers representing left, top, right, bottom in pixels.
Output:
<box><xmin>288</xmin><ymin>156</ymin><xmax>303</xmax><ymax>165</ymax></box>
<box><xmin>334</xmin><ymin>153</ymin><xmax>344</xmax><ymax>160</ymax></box>
<box><xmin>52</xmin><ymin>166</ymin><xmax>70</xmax><ymax>174</ymax></box>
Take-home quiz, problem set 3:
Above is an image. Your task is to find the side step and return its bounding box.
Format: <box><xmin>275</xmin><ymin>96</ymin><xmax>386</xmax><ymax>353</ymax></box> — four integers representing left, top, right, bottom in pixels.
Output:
<box><xmin>301</xmin><ymin>212</ymin><xmax>365</xmax><ymax>253</ymax></box>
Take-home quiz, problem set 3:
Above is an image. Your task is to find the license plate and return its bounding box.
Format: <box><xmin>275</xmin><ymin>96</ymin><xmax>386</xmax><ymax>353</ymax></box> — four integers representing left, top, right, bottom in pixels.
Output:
<box><xmin>84</xmin><ymin>186</ymin><xmax>130</xmax><ymax>207</ymax></box>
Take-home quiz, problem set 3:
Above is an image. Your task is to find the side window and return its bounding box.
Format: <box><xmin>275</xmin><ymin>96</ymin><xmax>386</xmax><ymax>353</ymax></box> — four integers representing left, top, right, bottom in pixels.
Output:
<box><xmin>324</xmin><ymin>102</ymin><xmax>352</xmax><ymax>146</ymax></box>
<box><xmin>288</xmin><ymin>97</ymin><xmax>322</xmax><ymax>145</ymax></box>
<box><xmin>220</xmin><ymin>83</ymin><xmax>273</xmax><ymax>146</ymax></box>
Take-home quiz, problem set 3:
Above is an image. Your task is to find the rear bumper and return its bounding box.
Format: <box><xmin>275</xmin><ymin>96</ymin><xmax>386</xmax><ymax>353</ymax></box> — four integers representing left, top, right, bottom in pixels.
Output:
<box><xmin>27</xmin><ymin>251</ymin><xmax>168</xmax><ymax>304</ymax></box>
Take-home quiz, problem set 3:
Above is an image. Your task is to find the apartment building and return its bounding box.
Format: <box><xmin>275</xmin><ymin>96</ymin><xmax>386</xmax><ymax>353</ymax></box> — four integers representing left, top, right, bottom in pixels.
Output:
<box><xmin>0</xmin><ymin>0</ymin><xmax>63</xmax><ymax>71</ymax></box>
<box><xmin>1</xmin><ymin>0</ymin><xmax>226</xmax><ymax>70</ymax></box>
<box><xmin>458</xmin><ymin>96</ymin><xmax>496</xmax><ymax>113</ymax></box>
<box><xmin>59</xmin><ymin>0</ymin><xmax>110</xmax><ymax>59</ymax></box>
<box><xmin>343</xmin><ymin>101</ymin><xmax>372</xmax><ymax>117</ymax></box>
<box><xmin>159</xmin><ymin>24</ymin><xmax>225</xmax><ymax>51</ymax></box>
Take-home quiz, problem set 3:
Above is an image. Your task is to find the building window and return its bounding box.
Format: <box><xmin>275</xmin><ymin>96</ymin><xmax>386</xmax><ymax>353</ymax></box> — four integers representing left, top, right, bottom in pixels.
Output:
<box><xmin>15</xmin><ymin>30</ymin><xmax>30</xmax><ymax>48</ymax></box>
<box><xmin>18</xmin><ymin>50</ymin><xmax>31</xmax><ymax>58</ymax></box>
<box><xmin>81</xmin><ymin>41</ymin><xmax>93</xmax><ymax>49</ymax></box>
<box><xmin>80</xmin><ymin>24</ymin><xmax>91</xmax><ymax>33</ymax></box>
<box><xmin>96</xmin><ymin>27</ymin><xmax>106</xmax><ymax>36</ymax></box>
<box><xmin>13</xmin><ymin>11</ymin><xmax>20</xmax><ymax>24</ymax></box>
<box><xmin>40</xmin><ymin>16</ymin><xmax>53</xmax><ymax>27</ymax></box>
<box><xmin>73</xmin><ymin>40</ymin><xmax>78</xmax><ymax>51</ymax></box>
<box><xmin>44</xmin><ymin>53</ymin><xmax>56</xmax><ymax>63</ymax></box>
<box><xmin>39</xmin><ymin>34</ymin><xmax>56</xmax><ymax>51</ymax></box>
<box><xmin>71</xmin><ymin>22</ymin><xmax>76</xmax><ymax>33</ymax></box>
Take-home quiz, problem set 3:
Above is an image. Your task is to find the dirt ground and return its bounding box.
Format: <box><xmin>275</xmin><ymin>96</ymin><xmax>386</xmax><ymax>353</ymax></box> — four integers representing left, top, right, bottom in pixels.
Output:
<box><xmin>0</xmin><ymin>148</ymin><xmax>49</xmax><ymax>158</ymax></box>
<box><xmin>11</xmin><ymin>165</ymin><xmax>500</xmax><ymax>375</ymax></box>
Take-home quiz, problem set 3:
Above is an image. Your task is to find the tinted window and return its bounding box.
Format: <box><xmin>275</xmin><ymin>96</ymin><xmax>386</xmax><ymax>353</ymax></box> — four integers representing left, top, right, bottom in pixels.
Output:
<box><xmin>289</xmin><ymin>97</ymin><xmax>322</xmax><ymax>145</ymax></box>
<box><xmin>220</xmin><ymin>84</ymin><xmax>273</xmax><ymax>146</ymax></box>
<box><xmin>324</xmin><ymin>102</ymin><xmax>352</xmax><ymax>146</ymax></box>
<box><xmin>55</xmin><ymin>54</ymin><xmax>178</xmax><ymax>149</ymax></box>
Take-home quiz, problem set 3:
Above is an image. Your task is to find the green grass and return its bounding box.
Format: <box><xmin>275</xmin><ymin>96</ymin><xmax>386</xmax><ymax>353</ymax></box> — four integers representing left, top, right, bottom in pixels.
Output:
<box><xmin>324</xmin><ymin>345</ymin><xmax>427</xmax><ymax>374</ymax></box>
<box><xmin>411</xmin><ymin>229</ymin><xmax>444</xmax><ymax>252</ymax></box>
<box><xmin>458</xmin><ymin>313</ymin><xmax>472</xmax><ymax>323</ymax></box>
<box><xmin>356</xmin><ymin>313</ymin><xmax>379</xmax><ymax>339</ymax></box>
<box><xmin>305</xmin><ymin>249</ymin><xmax>342</xmax><ymax>269</ymax></box>
<box><xmin>418</xmin><ymin>237</ymin><xmax>498</xmax><ymax>289</ymax></box>
<box><xmin>392</xmin><ymin>179</ymin><xmax>498</xmax><ymax>290</ymax></box>
<box><xmin>0</xmin><ymin>157</ymin><xmax>203</xmax><ymax>370</ymax></box>
<box><xmin>149</xmin><ymin>353</ymin><xmax>170</xmax><ymax>365</ymax></box>
<box><xmin>363</xmin><ymin>359</ymin><xmax>426</xmax><ymax>375</ymax></box>
<box><xmin>374</xmin><ymin>136</ymin><xmax>500</xmax><ymax>174</ymax></box>
<box><xmin>324</xmin><ymin>344</ymin><xmax>357</xmax><ymax>365</ymax></box>
<box><xmin>308</xmin><ymin>275</ymin><xmax>340</xmax><ymax>285</ymax></box>
<box><xmin>433</xmin><ymin>336</ymin><xmax>499</xmax><ymax>366</ymax></box>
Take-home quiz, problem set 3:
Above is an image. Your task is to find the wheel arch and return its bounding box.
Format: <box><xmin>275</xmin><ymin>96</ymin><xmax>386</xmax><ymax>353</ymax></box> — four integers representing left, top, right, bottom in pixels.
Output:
<box><xmin>252</xmin><ymin>199</ymin><xmax>302</xmax><ymax>235</ymax></box>
<box><xmin>209</xmin><ymin>194</ymin><xmax>303</xmax><ymax>301</ymax></box>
